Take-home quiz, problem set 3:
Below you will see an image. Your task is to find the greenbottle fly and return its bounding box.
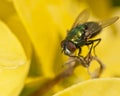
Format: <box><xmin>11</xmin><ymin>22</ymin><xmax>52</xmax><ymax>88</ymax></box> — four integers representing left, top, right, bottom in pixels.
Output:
<box><xmin>61</xmin><ymin>9</ymin><xmax>119</xmax><ymax>57</ymax></box>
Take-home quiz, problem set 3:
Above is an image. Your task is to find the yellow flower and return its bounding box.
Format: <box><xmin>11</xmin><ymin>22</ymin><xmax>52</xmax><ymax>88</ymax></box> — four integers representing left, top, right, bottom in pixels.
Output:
<box><xmin>0</xmin><ymin>0</ymin><xmax>31</xmax><ymax>95</ymax></box>
<box><xmin>0</xmin><ymin>0</ymin><xmax>120</xmax><ymax>96</ymax></box>
<box><xmin>54</xmin><ymin>78</ymin><xmax>120</xmax><ymax>96</ymax></box>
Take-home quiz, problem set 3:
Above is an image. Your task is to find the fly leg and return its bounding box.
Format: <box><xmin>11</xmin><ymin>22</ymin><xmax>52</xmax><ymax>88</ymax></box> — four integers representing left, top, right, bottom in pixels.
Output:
<box><xmin>78</xmin><ymin>47</ymin><xmax>81</xmax><ymax>56</ymax></box>
<box><xmin>78</xmin><ymin>48</ymin><xmax>84</xmax><ymax>59</ymax></box>
<box><xmin>77</xmin><ymin>47</ymin><xmax>90</xmax><ymax>67</ymax></box>
<box><xmin>85</xmin><ymin>38</ymin><xmax>101</xmax><ymax>56</ymax></box>
<box><xmin>85</xmin><ymin>40</ymin><xmax>94</xmax><ymax>62</ymax></box>
<box><xmin>92</xmin><ymin>38</ymin><xmax>101</xmax><ymax>56</ymax></box>
<box><xmin>64</xmin><ymin>52</ymin><xmax>105</xmax><ymax>78</ymax></box>
<box><xmin>84</xmin><ymin>38</ymin><xmax>105</xmax><ymax>78</ymax></box>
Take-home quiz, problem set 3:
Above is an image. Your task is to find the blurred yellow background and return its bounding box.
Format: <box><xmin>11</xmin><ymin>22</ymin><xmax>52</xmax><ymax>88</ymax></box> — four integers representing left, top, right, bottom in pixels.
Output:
<box><xmin>0</xmin><ymin>0</ymin><xmax>120</xmax><ymax>96</ymax></box>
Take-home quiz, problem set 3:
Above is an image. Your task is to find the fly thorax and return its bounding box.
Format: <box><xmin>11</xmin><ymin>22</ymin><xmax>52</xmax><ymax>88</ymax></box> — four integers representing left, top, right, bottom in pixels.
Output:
<box><xmin>71</xmin><ymin>31</ymin><xmax>82</xmax><ymax>44</ymax></box>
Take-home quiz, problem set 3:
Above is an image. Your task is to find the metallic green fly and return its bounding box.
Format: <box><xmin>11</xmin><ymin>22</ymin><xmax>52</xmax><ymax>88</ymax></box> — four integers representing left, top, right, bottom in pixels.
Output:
<box><xmin>61</xmin><ymin>9</ymin><xmax>119</xmax><ymax>57</ymax></box>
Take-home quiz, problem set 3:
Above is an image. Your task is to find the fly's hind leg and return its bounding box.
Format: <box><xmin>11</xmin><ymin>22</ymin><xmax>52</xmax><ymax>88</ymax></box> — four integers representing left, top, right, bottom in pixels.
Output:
<box><xmin>85</xmin><ymin>38</ymin><xmax>101</xmax><ymax>57</ymax></box>
<box><xmin>93</xmin><ymin>38</ymin><xmax>101</xmax><ymax>56</ymax></box>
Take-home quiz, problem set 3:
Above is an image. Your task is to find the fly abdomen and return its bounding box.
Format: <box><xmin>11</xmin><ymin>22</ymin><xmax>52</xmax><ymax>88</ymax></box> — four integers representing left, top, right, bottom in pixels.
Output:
<box><xmin>83</xmin><ymin>22</ymin><xmax>102</xmax><ymax>39</ymax></box>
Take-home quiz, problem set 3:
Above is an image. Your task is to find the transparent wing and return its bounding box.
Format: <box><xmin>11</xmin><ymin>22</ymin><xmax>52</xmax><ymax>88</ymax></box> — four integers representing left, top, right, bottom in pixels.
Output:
<box><xmin>84</xmin><ymin>16</ymin><xmax>119</xmax><ymax>39</ymax></box>
<box><xmin>99</xmin><ymin>16</ymin><xmax>119</xmax><ymax>28</ymax></box>
<box><xmin>71</xmin><ymin>9</ymin><xmax>89</xmax><ymax>29</ymax></box>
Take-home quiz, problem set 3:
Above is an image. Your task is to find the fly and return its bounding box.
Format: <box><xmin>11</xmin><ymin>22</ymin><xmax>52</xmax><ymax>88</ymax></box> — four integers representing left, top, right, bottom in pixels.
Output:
<box><xmin>61</xmin><ymin>9</ymin><xmax>119</xmax><ymax>57</ymax></box>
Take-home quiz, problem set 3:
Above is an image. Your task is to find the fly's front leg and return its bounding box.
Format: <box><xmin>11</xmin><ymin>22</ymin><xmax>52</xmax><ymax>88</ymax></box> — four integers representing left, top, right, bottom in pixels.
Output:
<box><xmin>78</xmin><ymin>47</ymin><xmax>81</xmax><ymax>56</ymax></box>
<box><xmin>78</xmin><ymin>47</ymin><xmax>84</xmax><ymax>58</ymax></box>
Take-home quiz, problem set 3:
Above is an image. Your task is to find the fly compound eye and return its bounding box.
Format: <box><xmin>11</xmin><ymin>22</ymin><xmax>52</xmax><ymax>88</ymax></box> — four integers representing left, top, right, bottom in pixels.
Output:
<box><xmin>67</xmin><ymin>41</ymin><xmax>76</xmax><ymax>53</ymax></box>
<box><xmin>64</xmin><ymin>41</ymin><xmax>76</xmax><ymax>56</ymax></box>
<box><xmin>61</xmin><ymin>40</ymin><xmax>76</xmax><ymax>56</ymax></box>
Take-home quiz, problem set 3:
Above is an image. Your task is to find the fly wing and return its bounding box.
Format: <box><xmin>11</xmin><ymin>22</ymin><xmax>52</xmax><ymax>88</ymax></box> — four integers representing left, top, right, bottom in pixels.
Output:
<box><xmin>84</xmin><ymin>16</ymin><xmax>119</xmax><ymax>39</ymax></box>
<box><xmin>99</xmin><ymin>16</ymin><xmax>119</xmax><ymax>28</ymax></box>
<box><xmin>71</xmin><ymin>9</ymin><xmax>89</xmax><ymax>29</ymax></box>
<box><xmin>84</xmin><ymin>22</ymin><xmax>102</xmax><ymax>39</ymax></box>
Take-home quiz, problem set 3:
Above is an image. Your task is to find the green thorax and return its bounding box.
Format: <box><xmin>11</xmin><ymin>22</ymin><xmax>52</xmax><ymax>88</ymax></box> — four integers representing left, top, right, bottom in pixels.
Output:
<box><xmin>66</xmin><ymin>25</ymin><xmax>86</xmax><ymax>46</ymax></box>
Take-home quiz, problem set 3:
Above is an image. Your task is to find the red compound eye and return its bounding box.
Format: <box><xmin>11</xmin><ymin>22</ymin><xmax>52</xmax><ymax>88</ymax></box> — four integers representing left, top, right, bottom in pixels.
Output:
<box><xmin>67</xmin><ymin>41</ymin><xmax>76</xmax><ymax>53</ymax></box>
<box><xmin>61</xmin><ymin>40</ymin><xmax>76</xmax><ymax>55</ymax></box>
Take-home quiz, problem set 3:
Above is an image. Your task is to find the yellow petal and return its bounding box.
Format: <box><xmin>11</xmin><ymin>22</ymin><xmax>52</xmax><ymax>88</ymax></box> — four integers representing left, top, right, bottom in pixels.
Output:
<box><xmin>0</xmin><ymin>0</ymin><xmax>15</xmax><ymax>20</ymax></box>
<box><xmin>54</xmin><ymin>78</ymin><xmax>120</xmax><ymax>96</ymax></box>
<box><xmin>12</xmin><ymin>0</ymin><xmax>60</xmax><ymax>77</ymax></box>
<box><xmin>5</xmin><ymin>14</ymin><xmax>32</xmax><ymax>59</ymax></box>
<box><xmin>0</xmin><ymin>20</ymin><xmax>31</xmax><ymax>95</ymax></box>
